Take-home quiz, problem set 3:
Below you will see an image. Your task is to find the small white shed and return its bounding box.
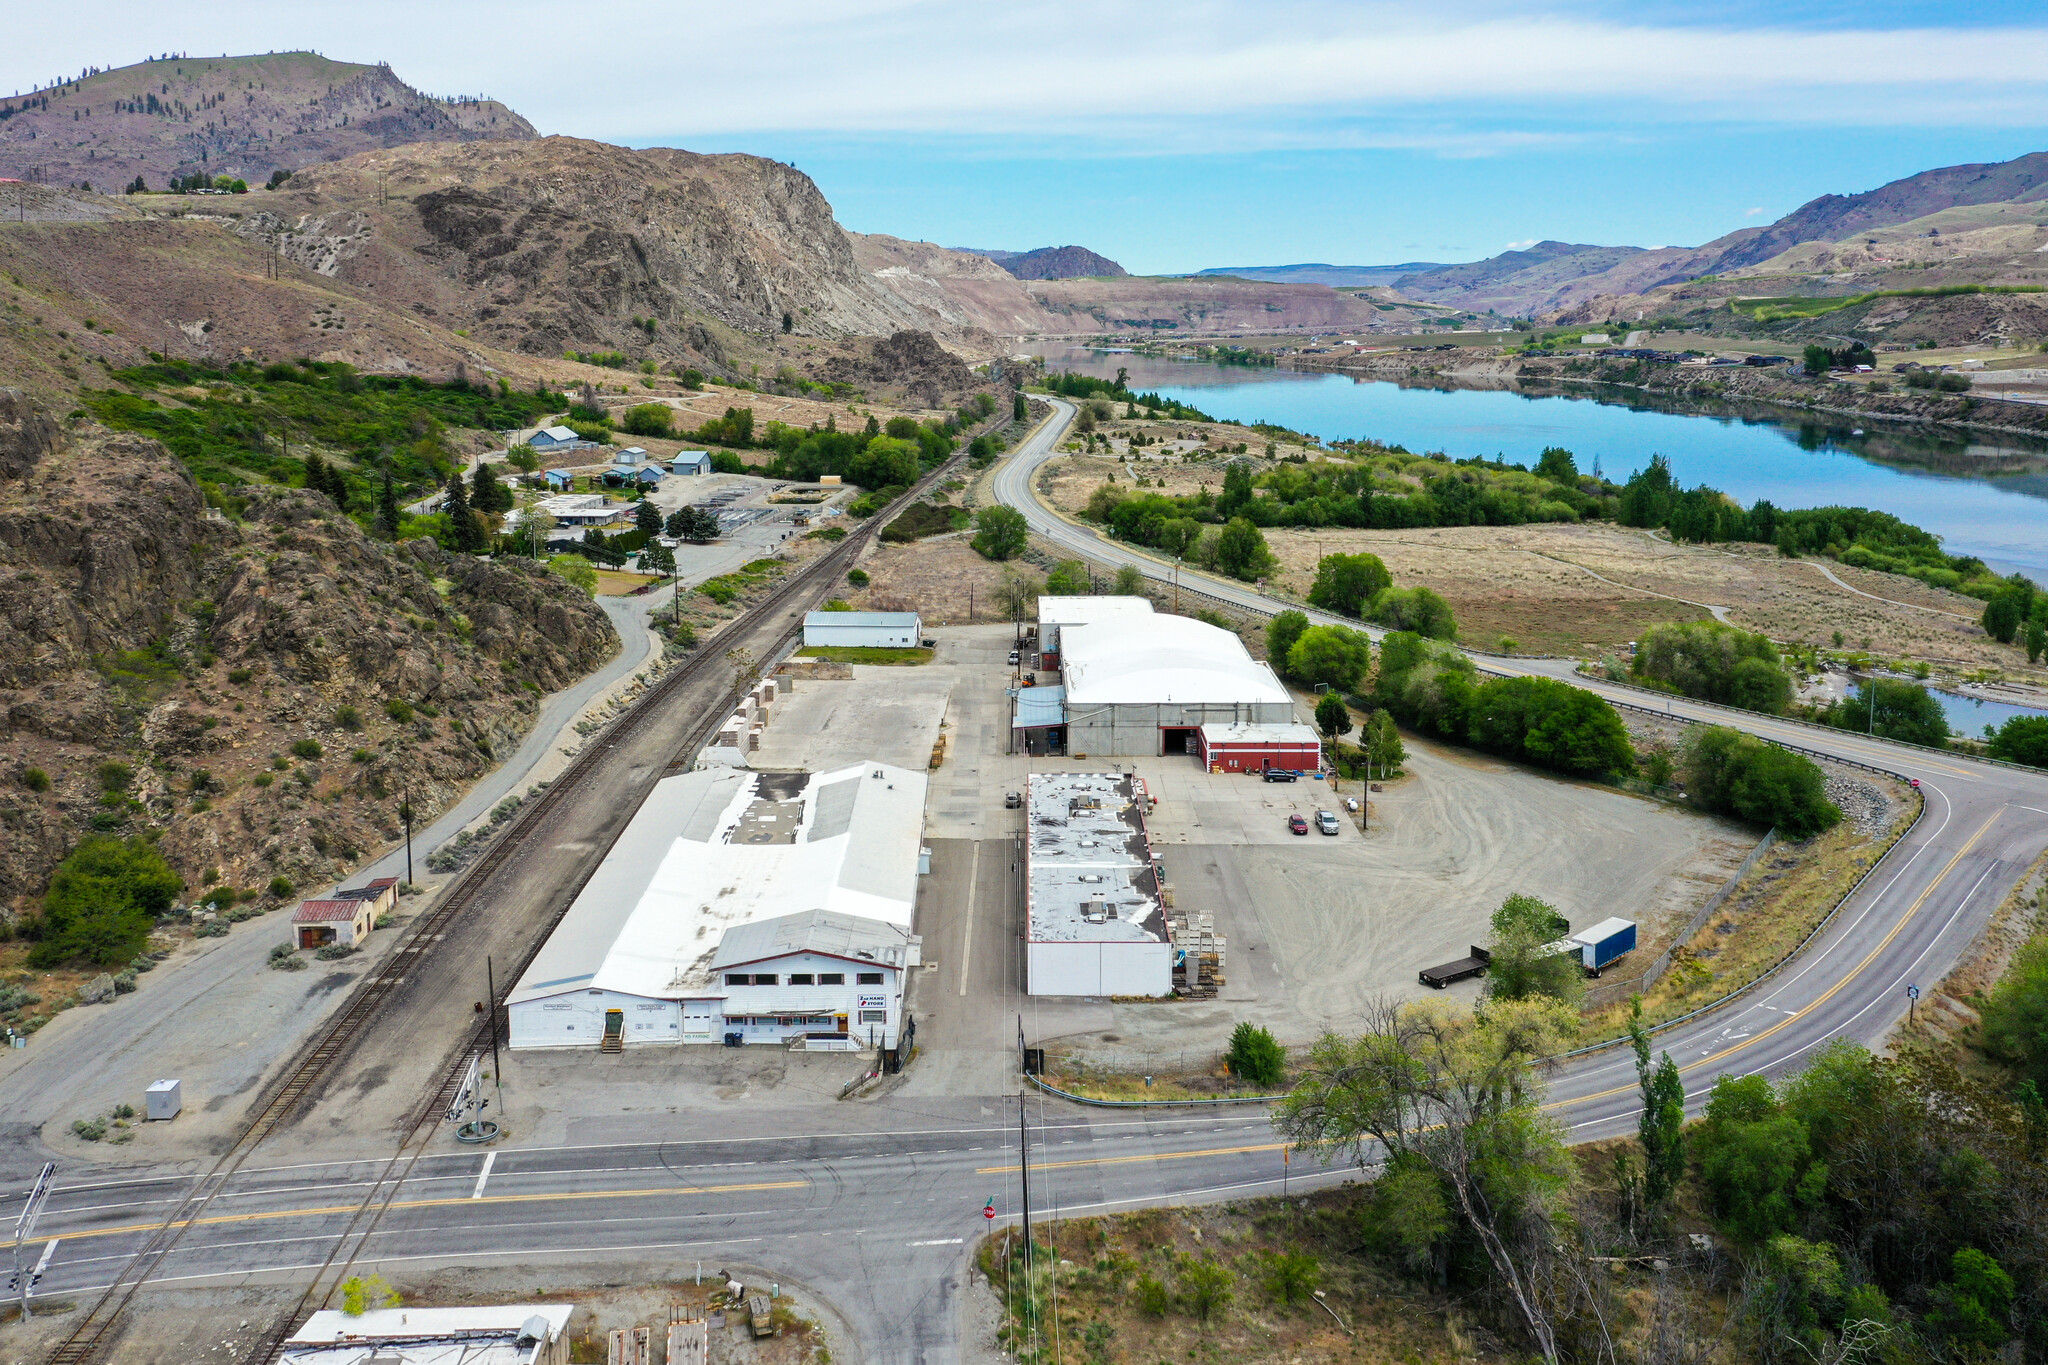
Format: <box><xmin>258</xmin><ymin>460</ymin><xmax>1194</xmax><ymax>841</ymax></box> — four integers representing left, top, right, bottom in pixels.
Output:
<box><xmin>802</xmin><ymin>611</ymin><xmax>922</xmax><ymax>649</ymax></box>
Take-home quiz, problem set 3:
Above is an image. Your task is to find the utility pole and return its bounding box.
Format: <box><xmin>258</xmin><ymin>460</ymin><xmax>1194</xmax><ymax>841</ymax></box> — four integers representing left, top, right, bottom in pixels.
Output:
<box><xmin>1018</xmin><ymin>1096</ymin><xmax>1034</xmax><ymax>1276</ymax></box>
<box><xmin>10</xmin><ymin>1162</ymin><xmax>55</xmax><ymax>1320</ymax></box>
<box><xmin>399</xmin><ymin>790</ymin><xmax>414</xmax><ymax>885</ymax></box>
<box><xmin>486</xmin><ymin>957</ymin><xmax>503</xmax><ymax>1106</ymax></box>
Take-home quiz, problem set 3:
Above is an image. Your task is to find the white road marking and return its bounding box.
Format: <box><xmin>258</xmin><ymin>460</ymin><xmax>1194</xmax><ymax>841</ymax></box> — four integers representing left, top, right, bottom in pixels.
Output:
<box><xmin>959</xmin><ymin>843</ymin><xmax>981</xmax><ymax>996</ymax></box>
<box><xmin>471</xmin><ymin>1152</ymin><xmax>496</xmax><ymax>1199</ymax></box>
<box><xmin>908</xmin><ymin>1238</ymin><xmax>963</xmax><ymax>1247</ymax></box>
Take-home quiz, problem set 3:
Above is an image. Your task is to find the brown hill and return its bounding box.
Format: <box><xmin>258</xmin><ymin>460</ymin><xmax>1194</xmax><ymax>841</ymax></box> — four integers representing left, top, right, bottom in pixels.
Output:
<box><xmin>0</xmin><ymin>51</ymin><xmax>533</xmax><ymax>195</ymax></box>
<box><xmin>0</xmin><ymin>388</ymin><xmax>616</xmax><ymax>924</ymax></box>
<box><xmin>974</xmin><ymin>245</ymin><xmax>1128</xmax><ymax>280</ymax></box>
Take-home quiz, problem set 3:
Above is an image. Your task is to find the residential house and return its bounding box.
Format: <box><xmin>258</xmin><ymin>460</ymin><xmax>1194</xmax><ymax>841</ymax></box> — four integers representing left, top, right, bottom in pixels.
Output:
<box><xmin>293</xmin><ymin>899</ymin><xmax>374</xmax><ymax>951</ymax></box>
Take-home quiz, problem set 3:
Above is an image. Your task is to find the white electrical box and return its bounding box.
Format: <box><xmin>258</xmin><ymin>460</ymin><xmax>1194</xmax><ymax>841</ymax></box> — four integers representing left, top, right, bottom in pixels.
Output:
<box><xmin>145</xmin><ymin>1078</ymin><xmax>182</xmax><ymax>1122</ymax></box>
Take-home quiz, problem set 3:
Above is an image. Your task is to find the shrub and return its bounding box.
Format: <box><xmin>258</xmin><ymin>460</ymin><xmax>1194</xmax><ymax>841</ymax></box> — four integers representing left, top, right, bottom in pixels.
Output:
<box><xmin>21</xmin><ymin>767</ymin><xmax>51</xmax><ymax>792</ymax></box>
<box><xmin>1369</xmin><ymin>585</ymin><xmax>1457</xmax><ymax>639</ymax></box>
<box><xmin>1177</xmin><ymin>1255</ymin><xmax>1234</xmax><ymax>1321</ymax></box>
<box><xmin>1256</xmin><ymin>1250</ymin><xmax>1320</xmax><ymax>1306</ymax></box>
<box><xmin>1682</xmin><ymin>726</ymin><xmax>1841</xmax><ymax>837</ymax></box>
<box><xmin>1306</xmin><ymin>552</ymin><xmax>1391</xmax><ymax>617</ymax></box>
<box><xmin>1133</xmin><ymin>1275</ymin><xmax>1171</xmax><ymax>1317</ymax></box>
<box><xmin>1988</xmin><ymin>715</ymin><xmax>2048</xmax><ymax>768</ymax></box>
<box><xmin>291</xmin><ymin>739</ymin><xmax>323</xmax><ymax>760</ymax></box>
<box><xmin>1821</xmin><ymin>679</ymin><xmax>1950</xmax><ymax>748</ymax></box>
<box><xmin>196</xmin><ymin>919</ymin><xmax>230</xmax><ymax>937</ymax></box>
<box><xmin>1631</xmin><ymin>620</ymin><xmax>1792</xmax><ymax>714</ymax></box>
<box><xmin>971</xmin><ymin>506</ymin><xmax>1029</xmax><ymax>561</ymax></box>
<box><xmin>1225</xmin><ymin>1022</ymin><xmax>1286</xmax><ymax>1087</ymax></box>
<box><xmin>97</xmin><ymin>761</ymin><xmax>135</xmax><ymax>792</ymax></box>
<box><xmin>847</xmin><ymin>568</ymin><xmax>870</xmax><ymax>587</ymax></box>
<box><xmin>268</xmin><ymin>875</ymin><xmax>296</xmax><ymax>899</ymax></box>
<box><xmin>1464</xmin><ymin>675</ymin><xmax>1634</xmax><ymax>778</ymax></box>
<box><xmin>334</xmin><ymin>704</ymin><xmax>362</xmax><ymax>731</ymax></box>
<box><xmin>1266</xmin><ymin>610</ymin><xmax>1309</xmax><ymax>669</ymax></box>
<box><xmin>73</xmin><ymin>1117</ymin><xmax>109</xmax><ymax>1142</ymax></box>
<box><xmin>315</xmin><ymin>942</ymin><xmax>358</xmax><ymax>960</ymax></box>
<box><xmin>620</xmin><ymin>402</ymin><xmax>674</xmax><ymax>438</ymax></box>
<box><xmin>29</xmin><ymin>834</ymin><xmax>183</xmax><ymax>967</ymax></box>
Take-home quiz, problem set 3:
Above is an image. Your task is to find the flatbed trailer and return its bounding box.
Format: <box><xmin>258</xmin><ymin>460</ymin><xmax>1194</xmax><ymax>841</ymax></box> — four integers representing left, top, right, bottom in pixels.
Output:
<box><xmin>1419</xmin><ymin>945</ymin><xmax>1490</xmax><ymax>989</ymax></box>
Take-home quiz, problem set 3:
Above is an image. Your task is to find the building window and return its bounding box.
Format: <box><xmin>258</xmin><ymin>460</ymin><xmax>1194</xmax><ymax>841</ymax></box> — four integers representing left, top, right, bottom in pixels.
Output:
<box><xmin>859</xmin><ymin>1009</ymin><xmax>887</xmax><ymax>1024</ymax></box>
<box><xmin>725</xmin><ymin>974</ymin><xmax>750</xmax><ymax>986</ymax></box>
<box><xmin>857</xmin><ymin>972</ymin><xmax>884</xmax><ymax>985</ymax></box>
<box><xmin>818</xmin><ymin>973</ymin><xmax>845</xmax><ymax>985</ymax></box>
<box><xmin>753</xmin><ymin>973</ymin><xmax>778</xmax><ymax>986</ymax></box>
<box><xmin>787</xmin><ymin>973</ymin><xmax>814</xmax><ymax>986</ymax></box>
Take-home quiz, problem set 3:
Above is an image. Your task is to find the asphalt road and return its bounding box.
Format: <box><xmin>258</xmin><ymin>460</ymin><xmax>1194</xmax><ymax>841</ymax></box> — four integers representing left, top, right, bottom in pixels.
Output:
<box><xmin>993</xmin><ymin>396</ymin><xmax>2048</xmax><ymax>1144</ymax></box>
<box><xmin>6</xmin><ymin>399</ymin><xmax>2044</xmax><ymax>1365</ymax></box>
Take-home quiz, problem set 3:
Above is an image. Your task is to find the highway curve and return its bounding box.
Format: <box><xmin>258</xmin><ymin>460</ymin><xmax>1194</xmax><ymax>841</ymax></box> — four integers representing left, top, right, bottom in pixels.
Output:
<box><xmin>6</xmin><ymin>398</ymin><xmax>2044</xmax><ymax>1365</ymax></box>
<box><xmin>994</xmin><ymin>397</ymin><xmax>2048</xmax><ymax>1139</ymax></box>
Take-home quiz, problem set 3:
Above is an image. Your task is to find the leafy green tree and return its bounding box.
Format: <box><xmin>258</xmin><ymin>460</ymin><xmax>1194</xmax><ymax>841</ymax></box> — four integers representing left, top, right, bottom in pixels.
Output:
<box><xmin>849</xmin><ymin>435</ymin><xmax>919</xmax><ymax>490</ymax></box>
<box><xmin>1628</xmin><ymin>999</ymin><xmax>1685</xmax><ymax>1214</ymax></box>
<box><xmin>1214</xmin><ymin>517</ymin><xmax>1274</xmax><ymax>581</ymax></box>
<box><xmin>1466</xmin><ymin>676</ymin><xmax>1633</xmax><ymax>778</ymax></box>
<box><xmin>505</xmin><ymin>442</ymin><xmax>538</xmax><ymax>474</ymax></box>
<box><xmin>1111</xmin><ymin>563</ymin><xmax>1146</xmax><ymax>596</ymax></box>
<box><xmin>1369</xmin><ymin>585</ymin><xmax>1456</xmax><ymax>640</ymax></box>
<box><xmin>1632</xmin><ymin>620</ymin><xmax>1792</xmax><ymax>714</ymax></box>
<box><xmin>1218</xmin><ymin>462</ymin><xmax>1254</xmax><ymax>517</ymax></box>
<box><xmin>639</xmin><ymin>541</ymin><xmax>675</xmax><ymax>576</ymax></box>
<box><xmin>1751</xmin><ymin>1234</ymin><xmax>1848</xmax><ymax>1358</ymax></box>
<box><xmin>1828</xmin><ymin>679</ymin><xmax>1949</xmax><ymax>748</ymax></box>
<box><xmin>1989</xmin><ymin>715</ymin><xmax>2048</xmax><ymax>768</ymax></box>
<box><xmin>1045</xmin><ymin>560</ymin><xmax>1091</xmax><ymax>595</ymax></box>
<box><xmin>1362</xmin><ymin>709</ymin><xmax>1405</xmax><ymax>775</ymax></box>
<box><xmin>1288</xmin><ymin>625</ymin><xmax>1372</xmax><ymax>692</ymax></box>
<box><xmin>1306</xmin><ymin>552</ymin><xmax>1391</xmax><ymax>618</ymax></box>
<box><xmin>1484</xmin><ymin>893</ymin><xmax>1582</xmax><ymax>1007</ymax></box>
<box><xmin>620</xmin><ymin>403</ymin><xmax>673</xmax><ymax>438</ymax></box>
<box><xmin>1013</xmin><ymin>390</ymin><xmax>1028</xmax><ymax>422</ymax></box>
<box><xmin>1277</xmin><ymin>997</ymin><xmax>1577</xmax><ymax>1361</ymax></box>
<box><xmin>1315</xmin><ymin>692</ymin><xmax>1354</xmax><ymax>742</ymax></box>
<box><xmin>1266</xmin><ymin>610</ymin><xmax>1309</xmax><ymax>675</ymax></box>
<box><xmin>1930</xmin><ymin>1248</ymin><xmax>2015</xmax><ymax>1349</ymax></box>
<box><xmin>1980</xmin><ymin>937</ymin><xmax>2048</xmax><ymax>1087</ymax></box>
<box><xmin>340</xmin><ymin>1273</ymin><xmax>402</xmax><ymax>1316</ymax></box>
<box><xmin>545</xmin><ymin>554</ymin><xmax>599</xmax><ymax>596</ymax></box>
<box><xmin>1682</xmin><ymin>727</ymin><xmax>1840</xmax><ymax>837</ymax></box>
<box><xmin>1690</xmin><ymin>1073</ymin><xmax>1822</xmax><ymax>1243</ymax></box>
<box><xmin>1803</xmin><ymin>343</ymin><xmax>1834</xmax><ymax>376</ymax></box>
<box><xmin>1225</xmin><ymin>1021</ymin><xmax>1286</xmax><ymax>1086</ymax></box>
<box><xmin>30</xmin><ymin>834</ymin><xmax>183</xmax><ymax>967</ymax></box>
<box><xmin>971</xmin><ymin>505</ymin><xmax>1028</xmax><ymax>561</ymax></box>
<box><xmin>1982</xmin><ymin>579</ymin><xmax>2033</xmax><ymax>644</ymax></box>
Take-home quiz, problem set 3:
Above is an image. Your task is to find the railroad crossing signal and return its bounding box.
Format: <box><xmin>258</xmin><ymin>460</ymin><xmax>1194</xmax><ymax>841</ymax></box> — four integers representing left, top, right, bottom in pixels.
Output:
<box><xmin>445</xmin><ymin>1052</ymin><xmax>483</xmax><ymax>1125</ymax></box>
<box><xmin>11</xmin><ymin>1162</ymin><xmax>55</xmax><ymax>1319</ymax></box>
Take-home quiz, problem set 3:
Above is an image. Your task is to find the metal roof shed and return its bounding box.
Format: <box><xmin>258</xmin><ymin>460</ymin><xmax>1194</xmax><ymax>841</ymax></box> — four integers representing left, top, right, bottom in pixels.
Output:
<box><xmin>802</xmin><ymin>611</ymin><xmax>922</xmax><ymax>649</ymax></box>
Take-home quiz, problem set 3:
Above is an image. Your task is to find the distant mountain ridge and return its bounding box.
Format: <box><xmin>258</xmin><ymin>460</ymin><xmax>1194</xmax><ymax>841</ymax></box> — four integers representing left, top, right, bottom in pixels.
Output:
<box><xmin>955</xmin><ymin>244</ymin><xmax>1128</xmax><ymax>279</ymax></box>
<box><xmin>1195</xmin><ymin>262</ymin><xmax>1450</xmax><ymax>287</ymax></box>
<box><xmin>0</xmin><ymin>51</ymin><xmax>534</xmax><ymax>193</ymax></box>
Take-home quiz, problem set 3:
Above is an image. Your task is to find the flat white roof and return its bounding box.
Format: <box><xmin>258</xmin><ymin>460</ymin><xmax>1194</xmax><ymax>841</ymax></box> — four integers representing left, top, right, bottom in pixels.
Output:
<box><xmin>1061</xmin><ymin>615</ymin><xmax>1289</xmax><ymax>706</ymax></box>
<box><xmin>290</xmin><ymin>1307</ymin><xmax>572</xmax><ymax>1343</ymax></box>
<box><xmin>1026</xmin><ymin>772</ymin><xmax>1167</xmax><ymax>946</ymax></box>
<box><xmin>1038</xmin><ymin>595</ymin><xmax>1154</xmax><ymax>628</ymax></box>
<box><xmin>804</xmin><ymin>611</ymin><xmax>921</xmax><ymax>629</ymax></box>
<box><xmin>1198</xmin><ymin>721</ymin><xmax>1321</xmax><ymax>745</ymax></box>
<box><xmin>286</xmin><ymin>1305</ymin><xmax>572</xmax><ymax>1363</ymax></box>
<box><xmin>509</xmin><ymin>761</ymin><xmax>926</xmax><ymax>1005</ymax></box>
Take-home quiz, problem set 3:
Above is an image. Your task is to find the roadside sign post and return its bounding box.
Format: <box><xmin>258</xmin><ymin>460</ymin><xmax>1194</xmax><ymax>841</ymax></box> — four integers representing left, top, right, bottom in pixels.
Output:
<box><xmin>1907</xmin><ymin>983</ymin><xmax>1920</xmax><ymax>1027</ymax></box>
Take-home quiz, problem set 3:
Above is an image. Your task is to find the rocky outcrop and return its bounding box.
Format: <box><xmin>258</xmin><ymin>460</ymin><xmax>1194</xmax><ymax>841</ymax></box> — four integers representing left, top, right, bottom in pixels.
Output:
<box><xmin>0</xmin><ymin>398</ymin><xmax>617</xmax><ymax>916</ymax></box>
<box><xmin>818</xmin><ymin>331</ymin><xmax>979</xmax><ymax>408</ymax></box>
<box><xmin>0</xmin><ymin>52</ymin><xmax>533</xmax><ymax>196</ymax></box>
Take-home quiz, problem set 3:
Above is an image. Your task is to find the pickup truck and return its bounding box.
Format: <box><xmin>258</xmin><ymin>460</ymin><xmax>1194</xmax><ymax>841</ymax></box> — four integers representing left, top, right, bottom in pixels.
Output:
<box><xmin>1419</xmin><ymin>946</ymin><xmax>1491</xmax><ymax>989</ymax></box>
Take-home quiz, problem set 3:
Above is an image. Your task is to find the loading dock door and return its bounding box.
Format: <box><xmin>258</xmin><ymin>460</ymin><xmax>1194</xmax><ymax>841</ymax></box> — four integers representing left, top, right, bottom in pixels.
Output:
<box><xmin>1160</xmin><ymin>727</ymin><xmax>1198</xmax><ymax>755</ymax></box>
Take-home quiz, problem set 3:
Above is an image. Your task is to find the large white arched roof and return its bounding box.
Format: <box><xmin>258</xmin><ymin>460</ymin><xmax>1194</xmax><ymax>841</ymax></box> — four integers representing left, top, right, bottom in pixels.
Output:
<box><xmin>1061</xmin><ymin>615</ymin><xmax>1289</xmax><ymax>705</ymax></box>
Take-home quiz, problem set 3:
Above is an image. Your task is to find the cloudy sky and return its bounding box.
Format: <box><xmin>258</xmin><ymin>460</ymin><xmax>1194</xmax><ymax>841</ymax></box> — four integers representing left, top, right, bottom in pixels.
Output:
<box><xmin>13</xmin><ymin>1</ymin><xmax>2048</xmax><ymax>272</ymax></box>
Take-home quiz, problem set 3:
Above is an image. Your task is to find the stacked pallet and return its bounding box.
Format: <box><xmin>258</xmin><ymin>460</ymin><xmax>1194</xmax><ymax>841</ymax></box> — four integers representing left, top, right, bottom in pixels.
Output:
<box><xmin>666</xmin><ymin>1313</ymin><xmax>708</xmax><ymax>1365</ymax></box>
<box><xmin>606</xmin><ymin>1325</ymin><xmax>651</xmax><ymax>1365</ymax></box>
<box><xmin>1170</xmin><ymin>912</ymin><xmax>1226</xmax><ymax>997</ymax></box>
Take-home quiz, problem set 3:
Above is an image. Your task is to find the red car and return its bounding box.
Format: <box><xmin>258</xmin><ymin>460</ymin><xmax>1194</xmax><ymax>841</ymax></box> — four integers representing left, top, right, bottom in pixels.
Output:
<box><xmin>1288</xmin><ymin>814</ymin><xmax>1309</xmax><ymax>835</ymax></box>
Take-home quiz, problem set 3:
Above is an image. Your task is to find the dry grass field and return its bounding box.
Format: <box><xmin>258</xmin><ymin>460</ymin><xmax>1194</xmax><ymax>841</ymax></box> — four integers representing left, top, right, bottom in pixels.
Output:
<box><xmin>1040</xmin><ymin>453</ymin><xmax>2028</xmax><ymax>667</ymax></box>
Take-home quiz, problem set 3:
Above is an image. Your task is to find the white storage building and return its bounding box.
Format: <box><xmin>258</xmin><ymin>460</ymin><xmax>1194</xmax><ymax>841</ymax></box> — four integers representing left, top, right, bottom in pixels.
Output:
<box><xmin>283</xmin><ymin>1305</ymin><xmax>573</xmax><ymax>1365</ymax></box>
<box><xmin>1055</xmin><ymin>601</ymin><xmax>1295</xmax><ymax>757</ymax></box>
<box><xmin>1026</xmin><ymin>772</ymin><xmax>1172</xmax><ymax>997</ymax></box>
<box><xmin>507</xmin><ymin>761</ymin><xmax>924</xmax><ymax>1053</ymax></box>
<box><xmin>802</xmin><ymin>611</ymin><xmax>923</xmax><ymax>650</ymax></box>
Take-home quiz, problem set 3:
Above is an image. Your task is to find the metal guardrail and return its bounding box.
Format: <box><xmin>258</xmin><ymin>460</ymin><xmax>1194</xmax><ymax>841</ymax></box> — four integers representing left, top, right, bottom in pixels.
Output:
<box><xmin>1583</xmin><ymin>828</ymin><xmax>1779</xmax><ymax>1011</ymax></box>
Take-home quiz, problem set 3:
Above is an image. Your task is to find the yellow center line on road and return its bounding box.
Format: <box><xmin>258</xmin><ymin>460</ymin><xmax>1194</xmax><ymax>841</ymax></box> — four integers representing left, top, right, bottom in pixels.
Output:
<box><xmin>977</xmin><ymin>1142</ymin><xmax>1286</xmax><ymax>1176</ymax></box>
<box><xmin>45</xmin><ymin>1180</ymin><xmax>809</xmax><ymax>1245</ymax></box>
<box><xmin>1555</xmin><ymin>807</ymin><xmax>2006</xmax><ymax>1109</ymax></box>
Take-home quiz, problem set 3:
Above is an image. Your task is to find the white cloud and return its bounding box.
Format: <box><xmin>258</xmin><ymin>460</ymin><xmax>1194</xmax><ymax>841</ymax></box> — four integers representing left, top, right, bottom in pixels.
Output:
<box><xmin>1745</xmin><ymin>206</ymin><xmax>1767</xmax><ymax>216</ymax></box>
<box><xmin>1505</xmin><ymin>239</ymin><xmax>1540</xmax><ymax>250</ymax></box>
<box><xmin>12</xmin><ymin>3</ymin><xmax>2048</xmax><ymax>150</ymax></box>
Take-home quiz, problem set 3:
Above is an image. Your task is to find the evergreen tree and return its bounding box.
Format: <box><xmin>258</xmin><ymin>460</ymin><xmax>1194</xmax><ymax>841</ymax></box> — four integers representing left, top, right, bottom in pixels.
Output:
<box><xmin>444</xmin><ymin>474</ymin><xmax>486</xmax><ymax>554</ymax></box>
<box><xmin>376</xmin><ymin>470</ymin><xmax>401</xmax><ymax>541</ymax></box>
<box><xmin>471</xmin><ymin>460</ymin><xmax>513</xmax><ymax>514</ymax></box>
<box><xmin>635</xmin><ymin>499</ymin><xmax>662</xmax><ymax>536</ymax></box>
<box><xmin>303</xmin><ymin>451</ymin><xmax>332</xmax><ymax>500</ymax></box>
<box><xmin>1013</xmin><ymin>391</ymin><xmax>1028</xmax><ymax>422</ymax></box>
<box><xmin>1629</xmin><ymin>999</ymin><xmax>1685</xmax><ymax>1213</ymax></box>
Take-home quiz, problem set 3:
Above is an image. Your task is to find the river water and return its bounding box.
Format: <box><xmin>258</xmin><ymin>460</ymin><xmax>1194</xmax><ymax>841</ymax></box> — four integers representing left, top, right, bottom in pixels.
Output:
<box><xmin>1049</xmin><ymin>346</ymin><xmax>2048</xmax><ymax>581</ymax></box>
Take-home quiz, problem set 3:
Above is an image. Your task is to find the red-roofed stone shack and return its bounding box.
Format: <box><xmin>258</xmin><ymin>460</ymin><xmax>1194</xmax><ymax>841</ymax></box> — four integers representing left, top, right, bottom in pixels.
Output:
<box><xmin>293</xmin><ymin>899</ymin><xmax>373</xmax><ymax>951</ymax></box>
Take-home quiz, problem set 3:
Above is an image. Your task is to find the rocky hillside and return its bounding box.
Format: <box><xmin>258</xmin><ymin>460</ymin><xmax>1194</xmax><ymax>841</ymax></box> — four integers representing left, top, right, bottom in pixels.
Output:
<box><xmin>0</xmin><ymin>52</ymin><xmax>533</xmax><ymax>195</ymax></box>
<box><xmin>0</xmin><ymin>389</ymin><xmax>616</xmax><ymax>926</ymax></box>
<box><xmin>965</xmin><ymin>245</ymin><xmax>1128</xmax><ymax>280</ymax></box>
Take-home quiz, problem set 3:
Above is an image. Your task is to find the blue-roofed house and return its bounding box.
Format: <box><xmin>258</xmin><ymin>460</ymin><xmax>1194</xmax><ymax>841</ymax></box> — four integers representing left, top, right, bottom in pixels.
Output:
<box><xmin>669</xmin><ymin>450</ymin><xmax>713</xmax><ymax>476</ymax></box>
<box><xmin>542</xmin><ymin>468</ymin><xmax>575</xmax><ymax>491</ymax></box>
<box><xmin>527</xmin><ymin>425</ymin><xmax>589</xmax><ymax>454</ymax></box>
<box><xmin>628</xmin><ymin>465</ymin><xmax>665</xmax><ymax>488</ymax></box>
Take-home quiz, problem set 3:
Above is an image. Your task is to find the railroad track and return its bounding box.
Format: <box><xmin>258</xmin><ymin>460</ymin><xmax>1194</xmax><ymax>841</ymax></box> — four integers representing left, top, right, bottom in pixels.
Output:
<box><xmin>46</xmin><ymin>424</ymin><xmax>1000</xmax><ymax>1365</ymax></box>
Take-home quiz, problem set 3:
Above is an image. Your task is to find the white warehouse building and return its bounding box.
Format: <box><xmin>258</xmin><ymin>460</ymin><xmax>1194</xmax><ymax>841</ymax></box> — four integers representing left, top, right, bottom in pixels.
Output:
<box><xmin>1049</xmin><ymin>598</ymin><xmax>1295</xmax><ymax>758</ymax></box>
<box><xmin>802</xmin><ymin>611</ymin><xmax>923</xmax><ymax>650</ymax></box>
<box><xmin>508</xmin><ymin>761</ymin><xmax>925</xmax><ymax>1055</ymax></box>
<box><xmin>1026</xmin><ymin>771</ymin><xmax>1172</xmax><ymax>997</ymax></box>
